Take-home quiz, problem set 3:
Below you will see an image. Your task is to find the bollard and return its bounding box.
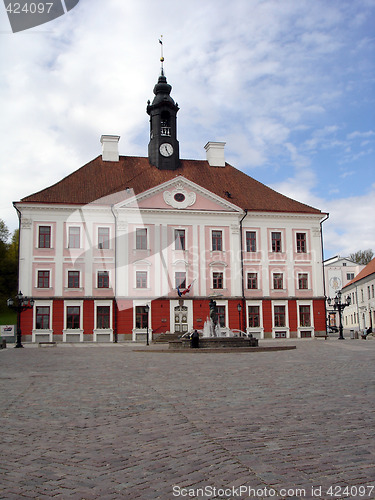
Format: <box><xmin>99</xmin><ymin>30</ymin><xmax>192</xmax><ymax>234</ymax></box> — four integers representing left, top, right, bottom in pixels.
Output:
<box><xmin>1</xmin><ymin>338</ymin><xmax>6</xmax><ymax>349</ymax></box>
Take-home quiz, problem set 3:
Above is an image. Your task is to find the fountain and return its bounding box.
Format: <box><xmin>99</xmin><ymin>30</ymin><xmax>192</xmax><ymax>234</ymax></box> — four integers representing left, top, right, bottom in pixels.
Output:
<box><xmin>169</xmin><ymin>299</ymin><xmax>259</xmax><ymax>350</ymax></box>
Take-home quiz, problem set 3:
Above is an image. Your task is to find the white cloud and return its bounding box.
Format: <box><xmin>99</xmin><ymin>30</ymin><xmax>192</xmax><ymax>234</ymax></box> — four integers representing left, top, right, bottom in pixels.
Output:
<box><xmin>0</xmin><ymin>0</ymin><xmax>374</xmax><ymax>262</ymax></box>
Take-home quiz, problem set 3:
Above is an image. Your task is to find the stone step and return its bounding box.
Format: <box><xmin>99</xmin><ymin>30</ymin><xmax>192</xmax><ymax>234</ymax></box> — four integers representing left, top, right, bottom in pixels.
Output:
<box><xmin>153</xmin><ymin>332</ymin><xmax>182</xmax><ymax>343</ymax></box>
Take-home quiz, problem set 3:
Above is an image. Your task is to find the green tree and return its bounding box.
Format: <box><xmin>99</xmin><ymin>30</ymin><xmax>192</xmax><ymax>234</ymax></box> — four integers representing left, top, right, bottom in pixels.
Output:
<box><xmin>349</xmin><ymin>249</ymin><xmax>374</xmax><ymax>266</ymax></box>
<box><xmin>0</xmin><ymin>219</ymin><xmax>10</xmax><ymax>243</ymax></box>
<box><xmin>0</xmin><ymin>220</ymin><xmax>19</xmax><ymax>313</ymax></box>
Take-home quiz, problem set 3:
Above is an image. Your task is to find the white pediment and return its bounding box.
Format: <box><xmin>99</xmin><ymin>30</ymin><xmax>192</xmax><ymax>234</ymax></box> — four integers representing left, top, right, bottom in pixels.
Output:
<box><xmin>115</xmin><ymin>176</ymin><xmax>241</xmax><ymax>213</ymax></box>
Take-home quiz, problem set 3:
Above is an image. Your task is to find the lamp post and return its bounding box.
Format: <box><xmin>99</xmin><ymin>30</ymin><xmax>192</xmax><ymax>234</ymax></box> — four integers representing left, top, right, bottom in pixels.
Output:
<box><xmin>7</xmin><ymin>291</ymin><xmax>34</xmax><ymax>348</ymax></box>
<box><xmin>237</xmin><ymin>303</ymin><xmax>242</xmax><ymax>333</ymax></box>
<box><xmin>144</xmin><ymin>304</ymin><xmax>150</xmax><ymax>346</ymax></box>
<box><xmin>327</xmin><ymin>290</ymin><xmax>351</xmax><ymax>340</ymax></box>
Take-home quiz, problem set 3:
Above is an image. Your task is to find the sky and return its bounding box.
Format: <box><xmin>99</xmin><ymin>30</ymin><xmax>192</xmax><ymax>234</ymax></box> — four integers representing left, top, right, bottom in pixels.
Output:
<box><xmin>0</xmin><ymin>0</ymin><xmax>374</xmax><ymax>259</ymax></box>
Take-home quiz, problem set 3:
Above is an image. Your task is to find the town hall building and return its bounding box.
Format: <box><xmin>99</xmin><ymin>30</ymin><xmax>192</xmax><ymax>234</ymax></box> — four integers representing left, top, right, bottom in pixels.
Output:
<box><xmin>15</xmin><ymin>67</ymin><xmax>328</xmax><ymax>342</ymax></box>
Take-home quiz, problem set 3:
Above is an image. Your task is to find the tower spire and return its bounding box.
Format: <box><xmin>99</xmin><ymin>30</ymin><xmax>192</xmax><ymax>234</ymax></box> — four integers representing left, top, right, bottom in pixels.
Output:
<box><xmin>147</xmin><ymin>37</ymin><xmax>180</xmax><ymax>171</ymax></box>
<box><xmin>159</xmin><ymin>35</ymin><xmax>164</xmax><ymax>76</ymax></box>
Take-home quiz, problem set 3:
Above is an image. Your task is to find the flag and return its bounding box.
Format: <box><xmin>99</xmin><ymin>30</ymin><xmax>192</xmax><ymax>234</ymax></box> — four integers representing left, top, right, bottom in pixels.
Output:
<box><xmin>177</xmin><ymin>279</ymin><xmax>195</xmax><ymax>297</ymax></box>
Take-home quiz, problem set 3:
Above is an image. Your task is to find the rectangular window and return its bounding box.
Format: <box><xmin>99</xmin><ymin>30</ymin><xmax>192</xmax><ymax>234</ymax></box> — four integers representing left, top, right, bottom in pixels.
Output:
<box><xmin>372</xmin><ymin>284</ymin><xmax>374</xmax><ymax>298</ymax></box>
<box><xmin>97</xmin><ymin>306</ymin><xmax>110</xmax><ymax>329</ymax></box>
<box><xmin>347</xmin><ymin>273</ymin><xmax>354</xmax><ymax>281</ymax></box>
<box><xmin>67</xmin><ymin>306</ymin><xmax>80</xmax><ymax>329</ymax></box>
<box><xmin>175</xmin><ymin>229</ymin><xmax>185</xmax><ymax>250</ymax></box>
<box><xmin>136</xmin><ymin>228</ymin><xmax>147</xmax><ymax>250</ymax></box>
<box><xmin>98</xmin><ymin>271</ymin><xmax>109</xmax><ymax>289</ymax></box>
<box><xmin>274</xmin><ymin>305</ymin><xmax>286</xmax><ymax>327</ymax></box>
<box><xmin>271</xmin><ymin>232</ymin><xmax>282</xmax><ymax>252</ymax></box>
<box><xmin>98</xmin><ymin>227</ymin><xmax>110</xmax><ymax>249</ymax></box>
<box><xmin>213</xmin><ymin>272</ymin><xmax>223</xmax><ymax>289</ymax></box>
<box><xmin>248</xmin><ymin>306</ymin><xmax>260</xmax><ymax>328</ymax></box>
<box><xmin>217</xmin><ymin>305</ymin><xmax>226</xmax><ymax>327</ymax></box>
<box><xmin>36</xmin><ymin>306</ymin><xmax>50</xmax><ymax>329</ymax></box>
<box><xmin>68</xmin><ymin>271</ymin><xmax>80</xmax><ymax>288</ymax></box>
<box><xmin>38</xmin><ymin>226</ymin><xmax>51</xmax><ymax>248</ymax></box>
<box><xmin>212</xmin><ymin>230</ymin><xmax>223</xmax><ymax>251</ymax></box>
<box><xmin>246</xmin><ymin>231</ymin><xmax>256</xmax><ymax>252</ymax></box>
<box><xmin>247</xmin><ymin>273</ymin><xmax>258</xmax><ymax>289</ymax></box>
<box><xmin>296</xmin><ymin>233</ymin><xmax>306</xmax><ymax>253</ymax></box>
<box><xmin>68</xmin><ymin>227</ymin><xmax>80</xmax><ymax>248</ymax></box>
<box><xmin>273</xmin><ymin>273</ymin><xmax>283</xmax><ymax>290</ymax></box>
<box><xmin>299</xmin><ymin>305</ymin><xmax>311</xmax><ymax>327</ymax></box>
<box><xmin>298</xmin><ymin>273</ymin><xmax>308</xmax><ymax>290</ymax></box>
<box><xmin>37</xmin><ymin>270</ymin><xmax>50</xmax><ymax>288</ymax></box>
<box><xmin>368</xmin><ymin>286</ymin><xmax>371</xmax><ymax>300</ymax></box>
<box><xmin>136</xmin><ymin>271</ymin><xmax>147</xmax><ymax>289</ymax></box>
<box><xmin>135</xmin><ymin>306</ymin><xmax>148</xmax><ymax>329</ymax></box>
<box><xmin>175</xmin><ymin>272</ymin><xmax>186</xmax><ymax>289</ymax></box>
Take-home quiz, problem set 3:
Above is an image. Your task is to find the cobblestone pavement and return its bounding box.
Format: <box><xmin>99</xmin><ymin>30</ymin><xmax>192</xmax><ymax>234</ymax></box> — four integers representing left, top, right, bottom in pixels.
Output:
<box><xmin>1</xmin><ymin>339</ymin><xmax>374</xmax><ymax>500</ymax></box>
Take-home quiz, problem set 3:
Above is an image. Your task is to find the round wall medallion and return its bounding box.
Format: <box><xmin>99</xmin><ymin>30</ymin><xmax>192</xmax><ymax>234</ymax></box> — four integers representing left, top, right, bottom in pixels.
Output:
<box><xmin>174</xmin><ymin>193</ymin><xmax>185</xmax><ymax>202</ymax></box>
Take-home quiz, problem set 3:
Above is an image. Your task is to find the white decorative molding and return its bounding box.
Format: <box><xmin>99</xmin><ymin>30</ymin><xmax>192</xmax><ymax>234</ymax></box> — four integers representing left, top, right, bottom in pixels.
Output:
<box><xmin>163</xmin><ymin>184</ymin><xmax>196</xmax><ymax>209</ymax></box>
<box><xmin>21</xmin><ymin>218</ymin><xmax>32</xmax><ymax>229</ymax></box>
<box><xmin>209</xmin><ymin>261</ymin><xmax>228</xmax><ymax>267</ymax></box>
<box><xmin>117</xmin><ymin>221</ymin><xmax>128</xmax><ymax>231</ymax></box>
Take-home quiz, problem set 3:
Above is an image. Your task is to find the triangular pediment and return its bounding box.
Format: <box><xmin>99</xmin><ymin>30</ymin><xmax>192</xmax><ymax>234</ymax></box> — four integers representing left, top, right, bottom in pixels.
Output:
<box><xmin>115</xmin><ymin>176</ymin><xmax>241</xmax><ymax>212</ymax></box>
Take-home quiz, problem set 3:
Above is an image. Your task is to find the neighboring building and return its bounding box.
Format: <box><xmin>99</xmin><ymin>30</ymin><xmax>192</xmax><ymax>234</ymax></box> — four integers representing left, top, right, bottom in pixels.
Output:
<box><xmin>324</xmin><ymin>256</ymin><xmax>365</xmax><ymax>330</ymax></box>
<box><xmin>342</xmin><ymin>258</ymin><xmax>375</xmax><ymax>334</ymax></box>
<box><xmin>14</xmin><ymin>68</ymin><xmax>328</xmax><ymax>342</ymax></box>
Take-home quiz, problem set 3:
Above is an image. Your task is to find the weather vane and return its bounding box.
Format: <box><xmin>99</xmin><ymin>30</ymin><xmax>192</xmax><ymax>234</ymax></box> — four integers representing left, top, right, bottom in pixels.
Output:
<box><xmin>159</xmin><ymin>35</ymin><xmax>164</xmax><ymax>75</ymax></box>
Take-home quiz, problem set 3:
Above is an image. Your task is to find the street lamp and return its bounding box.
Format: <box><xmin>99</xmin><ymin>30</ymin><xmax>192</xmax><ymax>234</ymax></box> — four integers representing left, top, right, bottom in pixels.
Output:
<box><xmin>237</xmin><ymin>303</ymin><xmax>242</xmax><ymax>333</ymax></box>
<box><xmin>7</xmin><ymin>291</ymin><xmax>35</xmax><ymax>348</ymax></box>
<box><xmin>327</xmin><ymin>290</ymin><xmax>351</xmax><ymax>340</ymax></box>
<box><xmin>144</xmin><ymin>304</ymin><xmax>150</xmax><ymax>346</ymax></box>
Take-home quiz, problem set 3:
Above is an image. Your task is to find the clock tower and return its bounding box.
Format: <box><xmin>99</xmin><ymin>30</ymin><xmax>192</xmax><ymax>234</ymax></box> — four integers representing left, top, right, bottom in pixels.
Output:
<box><xmin>147</xmin><ymin>52</ymin><xmax>180</xmax><ymax>170</ymax></box>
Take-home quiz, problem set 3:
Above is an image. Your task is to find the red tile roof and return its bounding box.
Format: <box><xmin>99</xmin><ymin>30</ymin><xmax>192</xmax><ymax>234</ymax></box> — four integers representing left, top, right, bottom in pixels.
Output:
<box><xmin>20</xmin><ymin>155</ymin><xmax>323</xmax><ymax>214</ymax></box>
<box><xmin>343</xmin><ymin>257</ymin><xmax>375</xmax><ymax>288</ymax></box>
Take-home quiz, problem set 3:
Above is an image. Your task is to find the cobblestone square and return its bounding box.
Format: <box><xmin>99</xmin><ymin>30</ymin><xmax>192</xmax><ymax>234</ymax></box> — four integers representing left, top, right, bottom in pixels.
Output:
<box><xmin>1</xmin><ymin>339</ymin><xmax>374</xmax><ymax>499</ymax></box>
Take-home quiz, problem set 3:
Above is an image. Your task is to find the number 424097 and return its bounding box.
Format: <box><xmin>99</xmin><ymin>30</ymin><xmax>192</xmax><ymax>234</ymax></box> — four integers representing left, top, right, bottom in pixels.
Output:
<box><xmin>6</xmin><ymin>3</ymin><xmax>54</xmax><ymax>14</ymax></box>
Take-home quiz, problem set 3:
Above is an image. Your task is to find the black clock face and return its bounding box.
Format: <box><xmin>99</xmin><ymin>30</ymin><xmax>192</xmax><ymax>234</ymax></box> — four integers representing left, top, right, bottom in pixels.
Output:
<box><xmin>160</xmin><ymin>143</ymin><xmax>174</xmax><ymax>157</ymax></box>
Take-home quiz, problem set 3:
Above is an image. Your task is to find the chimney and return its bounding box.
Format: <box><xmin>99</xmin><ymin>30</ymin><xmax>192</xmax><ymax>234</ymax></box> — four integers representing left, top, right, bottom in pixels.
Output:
<box><xmin>100</xmin><ymin>135</ymin><xmax>120</xmax><ymax>162</ymax></box>
<box><xmin>204</xmin><ymin>141</ymin><xmax>226</xmax><ymax>167</ymax></box>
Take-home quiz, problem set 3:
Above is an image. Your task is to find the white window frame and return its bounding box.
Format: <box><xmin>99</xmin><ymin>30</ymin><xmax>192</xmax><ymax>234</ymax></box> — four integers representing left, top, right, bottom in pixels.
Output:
<box><xmin>94</xmin><ymin>300</ymin><xmax>113</xmax><ymax>342</ymax></box>
<box><xmin>246</xmin><ymin>300</ymin><xmax>264</xmax><ymax>339</ymax></box>
<box><xmin>98</xmin><ymin>226</ymin><xmax>111</xmax><ymax>250</ymax></box>
<box><xmin>132</xmin><ymin>300</ymin><xmax>152</xmax><ymax>342</ymax></box>
<box><xmin>37</xmin><ymin>223</ymin><xmax>53</xmax><ymax>249</ymax></box>
<box><xmin>272</xmin><ymin>300</ymin><xmax>290</xmax><ymax>338</ymax></box>
<box><xmin>68</xmin><ymin>225</ymin><xmax>81</xmax><ymax>249</ymax></box>
<box><xmin>63</xmin><ymin>300</ymin><xmax>84</xmax><ymax>342</ymax></box>
<box><xmin>32</xmin><ymin>300</ymin><xmax>53</xmax><ymax>342</ymax></box>
<box><xmin>97</xmin><ymin>270</ymin><xmax>111</xmax><ymax>289</ymax></box>
<box><xmin>174</xmin><ymin>228</ymin><xmax>186</xmax><ymax>251</ymax></box>
<box><xmin>135</xmin><ymin>227</ymin><xmax>148</xmax><ymax>250</ymax></box>
<box><xmin>297</xmin><ymin>272</ymin><xmax>310</xmax><ymax>290</ymax></box>
<box><xmin>272</xmin><ymin>272</ymin><xmax>284</xmax><ymax>290</ymax></box>
<box><xmin>297</xmin><ymin>300</ymin><xmax>314</xmax><ymax>338</ymax></box>
<box><xmin>213</xmin><ymin>299</ymin><xmax>229</xmax><ymax>332</ymax></box>
<box><xmin>35</xmin><ymin>268</ymin><xmax>52</xmax><ymax>289</ymax></box>
<box><xmin>65</xmin><ymin>269</ymin><xmax>82</xmax><ymax>291</ymax></box>
<box><xmin>210</xmin><ymin>228</ymin><xmax>224</xmax><ymax>252</ymax></box>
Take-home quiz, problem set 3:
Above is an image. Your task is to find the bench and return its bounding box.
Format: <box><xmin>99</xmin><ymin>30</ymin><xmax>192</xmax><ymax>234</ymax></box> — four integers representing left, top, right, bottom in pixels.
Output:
<box><xmin>38</xmin><ymin>342</ymin><xmax>57</xmax><ymax>348</ymax></box>
<box><xmin>314</xmin><ymin>332</ymin><xmax>328</xmax><ymax>340</ymax></box>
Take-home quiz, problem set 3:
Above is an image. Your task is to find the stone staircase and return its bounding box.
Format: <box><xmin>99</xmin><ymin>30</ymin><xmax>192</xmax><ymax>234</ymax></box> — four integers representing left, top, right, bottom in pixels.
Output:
<box><xmin>153</xmin><ymin>332</ymin><xmax>182</xmax><ymax>343</ymax></box>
